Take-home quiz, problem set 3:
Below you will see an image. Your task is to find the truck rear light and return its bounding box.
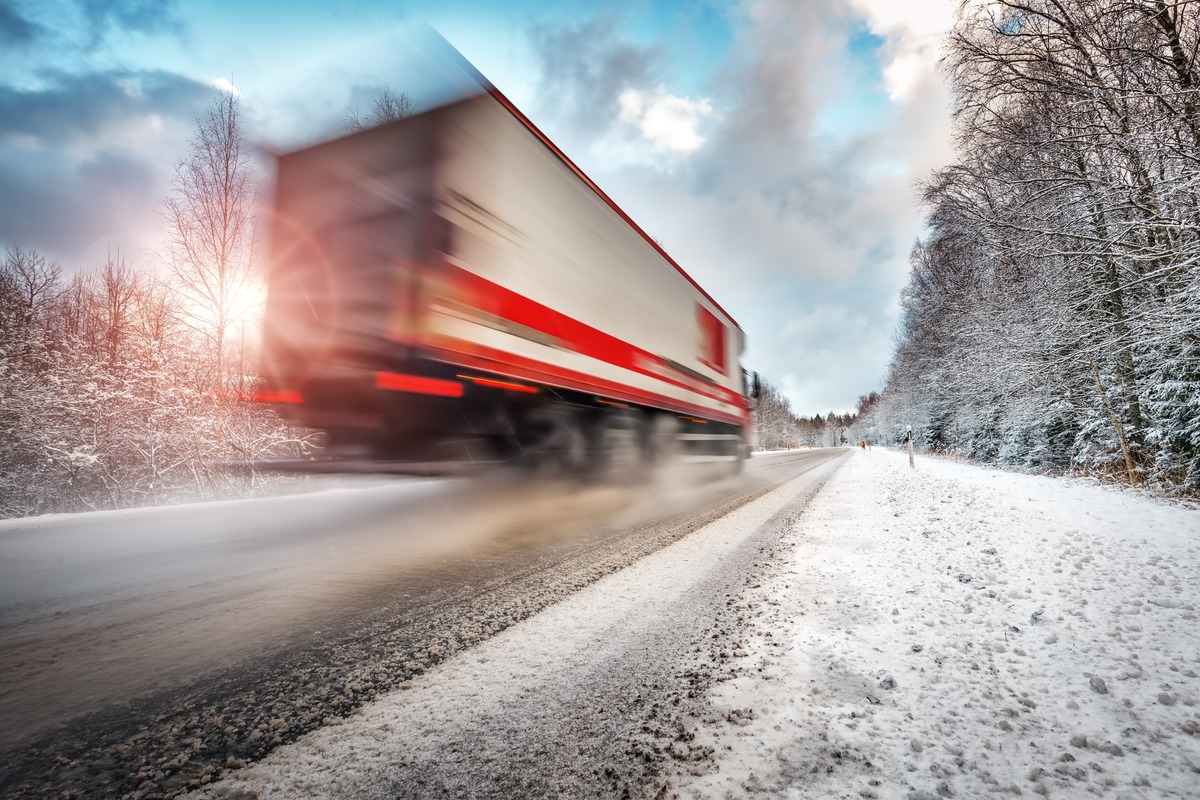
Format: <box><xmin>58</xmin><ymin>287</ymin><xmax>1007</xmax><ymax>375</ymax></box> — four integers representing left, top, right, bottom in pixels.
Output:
<box><xmin>376</xmin><ymin>371</ymin><xmax>464</xmax><ymax>398</ymax></box>
<box><xmin>456</xmin><ymin>374</ymin><xmax>538</xmax><ymax>394</ymax></box>
<box><xmin>252</xmin><ymin>389</ymin><xmax>304</xmax><ymax>404</ymax></box>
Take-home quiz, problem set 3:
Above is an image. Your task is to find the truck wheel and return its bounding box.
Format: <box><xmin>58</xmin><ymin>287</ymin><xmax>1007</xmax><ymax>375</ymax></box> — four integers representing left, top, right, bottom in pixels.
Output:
<box><xmin>588</xmin><ymin>409</ymin><xmax>643</xmax><ymax>484</ymax></box>
<box><xmin>515</xmin><ymin>405</ymin><xmax>589</xmax><ymax>478</ymax></box>
<box><xmin>646</xmin><ymin>413</ymin><xmax>680</xmax><ymax>468</ymax></box>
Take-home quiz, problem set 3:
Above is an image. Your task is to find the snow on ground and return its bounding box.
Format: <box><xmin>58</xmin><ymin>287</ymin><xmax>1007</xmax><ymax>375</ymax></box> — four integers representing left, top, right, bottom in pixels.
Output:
<box><xmin>669</xmin><ymin>449</ymin><xmax>1200</xmax><ymax>799</ymax></box>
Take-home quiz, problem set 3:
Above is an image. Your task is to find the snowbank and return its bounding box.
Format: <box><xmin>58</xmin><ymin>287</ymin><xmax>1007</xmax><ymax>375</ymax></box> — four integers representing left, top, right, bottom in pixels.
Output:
<box><xmin>671</xmin><ymin>449</ymin><xmax>1200</xmax><ymax>798</ymax></box>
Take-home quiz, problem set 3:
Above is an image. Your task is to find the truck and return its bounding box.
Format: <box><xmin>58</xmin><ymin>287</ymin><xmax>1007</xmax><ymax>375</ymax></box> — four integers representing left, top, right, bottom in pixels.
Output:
<box><xmin>256</xmin><ymin>84</ymin><xmax>750</xmax><ymax>477</ymax></box>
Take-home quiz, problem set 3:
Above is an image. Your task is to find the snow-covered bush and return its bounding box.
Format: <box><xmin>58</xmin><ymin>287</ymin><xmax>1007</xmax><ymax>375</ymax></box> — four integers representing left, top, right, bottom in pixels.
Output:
<box><xmin>0</xmin><ymin>247</ymin><xmax>316</xmax><ymax>519</ymax></box>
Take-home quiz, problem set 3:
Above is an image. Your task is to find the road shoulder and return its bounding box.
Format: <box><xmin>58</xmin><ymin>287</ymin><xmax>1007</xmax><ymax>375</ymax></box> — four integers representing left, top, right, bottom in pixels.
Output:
<box><xmin>662</xmin><ymin>449</ymin><xmax>1200</xmax><ymax>799</ymax></box>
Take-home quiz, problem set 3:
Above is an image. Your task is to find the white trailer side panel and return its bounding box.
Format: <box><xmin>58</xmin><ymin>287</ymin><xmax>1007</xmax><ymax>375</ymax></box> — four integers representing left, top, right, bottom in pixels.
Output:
<box><xmin>426</xmin><ymin>94</ymin><xmax>744</xmax><ymax>422</ymax></box>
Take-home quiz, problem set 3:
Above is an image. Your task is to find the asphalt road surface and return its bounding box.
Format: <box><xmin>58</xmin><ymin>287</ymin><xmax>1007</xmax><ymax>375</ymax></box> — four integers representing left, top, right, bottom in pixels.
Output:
<box><xmin>0</xmin><ymin>448</ymin><xmax>848</xmax><ymax>799</ymax></box>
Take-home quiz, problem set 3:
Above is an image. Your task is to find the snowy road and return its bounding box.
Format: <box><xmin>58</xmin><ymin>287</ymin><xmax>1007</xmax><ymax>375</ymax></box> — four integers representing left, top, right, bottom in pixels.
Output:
<box><xmin>0</xmin><ymin>449</ymin><xmax>844</xmax><ymax>799</ymax></box>
<box><xmin>0</xmin><ymin>476</ymin><xmax>467</xmax><ymax>748</ymax></box>
<box><xmin>9</xmin><ymin>449</ymin><xmax>1191</xmax><ymax>800</ymax></box>
<box><xmin>186</xmin><ymin>452</ymin><xmax>847</xmax><ymax>800</ymax></box>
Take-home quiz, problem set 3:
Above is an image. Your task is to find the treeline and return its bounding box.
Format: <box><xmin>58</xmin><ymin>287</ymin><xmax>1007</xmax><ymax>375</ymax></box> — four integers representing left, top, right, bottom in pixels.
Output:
<box><xmin>0</xmin><ymin>93</ymin><xmax>312</xmax><ymax>519</ymax></box>
<box><xmin>750</xmin><ymin>373</ymin><xmax>859</xmax><ymax>449</ymax></box>
<box><xmin>0</xmin><ymin>246</ymin><xmax>309</xmax><ymax>518</ymax></box>
<box><xmin>862</xmin><ymin>0</ymin><xmax>1200</xmax><ymax>494</ymax></box>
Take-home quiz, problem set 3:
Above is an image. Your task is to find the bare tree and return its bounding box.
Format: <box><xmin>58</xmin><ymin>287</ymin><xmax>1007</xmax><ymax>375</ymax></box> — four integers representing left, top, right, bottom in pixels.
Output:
<box><xmin>2</xmin><ymin>245</ymin><xmax>61</xmax><ymax>338</ymax></box>
<box><xmin>346</xmin><ymin>85</ymin><xmax>415</xmax><ymax>131</ymax></box>
<box><xmin>161</xmin><ymin>91</ymin><xmax>259</xmax><ymax>390</ymax></box>
<box><xmin>133</xmin><ymin>274</ymin><xmax>179</xmax><ymax>359</ymax></box>
<box><xmin>82</xmin><ymin>249</ymin><xmax>142</xmax><ymax>366</ymax></box>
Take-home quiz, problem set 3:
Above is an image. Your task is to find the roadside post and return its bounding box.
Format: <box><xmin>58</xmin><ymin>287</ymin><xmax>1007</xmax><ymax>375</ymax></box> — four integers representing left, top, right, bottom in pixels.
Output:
<box><xmin>907</xmin><ymin>425</ymin><xmax>914</xmax><ymax>468</ymax></box>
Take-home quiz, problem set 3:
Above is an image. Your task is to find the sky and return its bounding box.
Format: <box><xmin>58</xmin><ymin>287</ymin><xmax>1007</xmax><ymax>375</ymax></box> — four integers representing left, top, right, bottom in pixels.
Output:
<box><xmin>0</xmin><ymin>0</ymin><xmax>958</xmax><ymax>416</ymax></box>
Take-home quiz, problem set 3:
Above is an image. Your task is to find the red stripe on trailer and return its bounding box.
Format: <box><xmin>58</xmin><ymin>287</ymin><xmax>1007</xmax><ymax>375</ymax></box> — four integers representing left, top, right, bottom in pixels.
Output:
<box><xmin>425</xmin><ymin>342</ymin><xmax>746</xmax><ymax>428</ymax></box>
<box><xmin>440</xmin><ymin>265</ymin><xmax>747</xmax><ymax>410</ymax></box>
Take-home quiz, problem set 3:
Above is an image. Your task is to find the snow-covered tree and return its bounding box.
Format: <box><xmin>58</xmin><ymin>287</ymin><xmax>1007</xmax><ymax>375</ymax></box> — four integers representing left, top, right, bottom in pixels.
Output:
<box><xmin>867</xmin><ymin>0</ymin><xmax>1200</xmax><ymax>494</ymax></box>
<box><xmin>0</xmin><ymin>246</ymin><xmax>315</xmax><ymax>519</ymax></box>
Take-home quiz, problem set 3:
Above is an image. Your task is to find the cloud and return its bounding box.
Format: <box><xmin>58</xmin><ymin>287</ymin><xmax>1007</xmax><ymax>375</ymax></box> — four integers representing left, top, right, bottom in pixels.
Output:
<box><xmin>775</xmin><ymin>302</ymin><xmax>896</xmax><ymax>413</ymax></box>
<box><xmin>0</xmin><ymin>68</ymin><xmax>216</xmax><ymax>269</ymax></box>
<box><xmin>0</xmin><ymin>146</ymin><xmax>161</xmax><ymax>269</ymax></box>
<box><xmin>0</xmin><ymin>1</ymin><xmax>42</xmax><ymax>47</ymax></box>
<box><xmin>0</xmin><ymin>69</ymin><xmax>212</xmax><ymax>148</ymax></box>
<box><xmin>0</xmin><ymin>0</ymin><xmax>185</xmax><ymax>59</ymax></box>
<box><xmin>618</xmin><ymin>87</ymin><xmax>713</xmax><ymax>154</ymax></box>
<box><xmin>849</xmin><ymin>0</ymin><xmax>956</xmax><ymax>101</ymax></box>
<box><xmin>850</xmin><ymin>0</ymin><xmax>952</xmax><ymax>40</ymax></box>
<box><xmin>667</xmin><ymin>1</ymin><xmax>878</xmax><ymax>282</ymax></box>
<box><xmin>79</xmin><ymin>0</ymin><xmax>184</xmax><ymax>47</ymax></box>
<box><xmin>212</xmin><ymin>77</ymin><xmax>242</xmax><ymax>98</ymax></box>
<box><xmin>527</xmin><ymin>15</ymin><xmax>662</xmax><ymax>138</ymax></box>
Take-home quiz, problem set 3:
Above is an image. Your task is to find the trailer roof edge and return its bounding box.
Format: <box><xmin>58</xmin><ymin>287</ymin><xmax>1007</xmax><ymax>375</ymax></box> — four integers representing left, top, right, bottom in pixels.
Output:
<box><xmin>483</xmin><ymin>87</ymin><xmax>742</xmax><ymax>332</ymax></box>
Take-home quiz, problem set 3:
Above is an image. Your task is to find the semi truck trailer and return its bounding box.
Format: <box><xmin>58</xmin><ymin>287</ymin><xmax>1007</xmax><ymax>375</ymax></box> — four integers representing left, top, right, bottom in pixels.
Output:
<box><xmin>257</xmin><ymin>84</ymin><xmax>750</xmax><ymax>477</ymax></box>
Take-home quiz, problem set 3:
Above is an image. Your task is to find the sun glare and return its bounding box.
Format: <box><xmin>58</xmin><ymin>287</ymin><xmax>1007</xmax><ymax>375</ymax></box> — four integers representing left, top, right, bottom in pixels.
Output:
<box><xmin>181</xmin><ymin>276</ymin><xmax>266</xmax><ymax>331</ymax></box>
<box><xmin>226</xmin><ymin>276</ymin><xmax>267</xmax><ymax>328</ymax></box>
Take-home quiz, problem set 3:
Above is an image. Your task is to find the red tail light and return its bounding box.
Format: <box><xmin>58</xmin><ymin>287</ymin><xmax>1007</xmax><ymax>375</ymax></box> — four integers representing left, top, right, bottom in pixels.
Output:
<box><xmin>252</xmin><ymin>389</ymin><xmax>304</xmax><ymax>404</ymax></box>
<box><xmin>457</xmin><ymin>374</ymin><xmax>539</xmax><ymax>394</ymax></box>
<box><xmin>376</xmin><ymin>372</ymin><xmax>464</xmax><ymax>398</ymax></box>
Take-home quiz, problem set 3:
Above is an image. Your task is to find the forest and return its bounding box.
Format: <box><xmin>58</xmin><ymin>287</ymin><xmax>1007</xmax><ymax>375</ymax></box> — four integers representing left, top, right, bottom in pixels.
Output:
<box><xmin>0</xmin><ymin>96</ymin><xmax>309</xmax><ymax>518</ymax></box>
<box><xmin>860</xmin><ymin>0</ymin><xmax>1200</xmax><ymax>494</ymax></box>
<box><xmin>748</xmin><ymin>374</ymin><xmax>862</xmax><ymax>451</ymax></box>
